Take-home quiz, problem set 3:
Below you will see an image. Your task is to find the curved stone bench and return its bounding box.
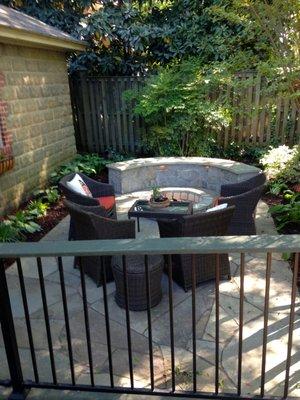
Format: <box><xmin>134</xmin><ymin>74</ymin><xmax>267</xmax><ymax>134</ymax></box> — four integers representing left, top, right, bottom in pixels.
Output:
<box><xmin>108</xmin><ymin>157</ymin><xmax>261</xmax><ymax>194</ymax></box>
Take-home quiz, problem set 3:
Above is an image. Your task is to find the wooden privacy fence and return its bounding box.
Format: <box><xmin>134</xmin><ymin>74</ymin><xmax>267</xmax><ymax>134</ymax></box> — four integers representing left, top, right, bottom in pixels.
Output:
<box><xmin>70</xmin><ymin>73</ymin><xmax>300</xmax><ymax>154</ymax></box>
<box><xmin>70</xmin><ymin>73</ymin><xmax>146</xmax><ymax>154</ymax></box>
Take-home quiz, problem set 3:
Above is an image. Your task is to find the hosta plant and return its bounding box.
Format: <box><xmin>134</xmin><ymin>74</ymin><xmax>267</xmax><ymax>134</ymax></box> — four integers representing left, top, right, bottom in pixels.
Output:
<box><xmin>269</xmin><ymin>192</ymin><xmax>300</xmax><ymax>232</ymax></box>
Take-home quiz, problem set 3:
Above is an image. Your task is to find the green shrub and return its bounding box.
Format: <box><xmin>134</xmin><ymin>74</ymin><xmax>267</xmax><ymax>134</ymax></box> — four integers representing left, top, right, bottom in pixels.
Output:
<box><xmin>129</xmin><ymin>58</ymin><xmax>233</xmax><ymax>157</ymax></box>
<box><xmin>260</xmin><ymin>145</ymin><xmax>300</xmax><ymax>182</ymax></box>
<box><xmin>50</xmin><ymin>153</ymin><xmax>109</xmax><ymax>185</ymax></box>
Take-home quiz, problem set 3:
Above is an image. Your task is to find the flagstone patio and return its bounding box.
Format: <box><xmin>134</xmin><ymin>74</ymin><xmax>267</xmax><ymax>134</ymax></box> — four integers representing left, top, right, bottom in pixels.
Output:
<box><xmin>1</xmin><ymin>198</ymin><xmax>299</xmax><ymax>398</ymax></box>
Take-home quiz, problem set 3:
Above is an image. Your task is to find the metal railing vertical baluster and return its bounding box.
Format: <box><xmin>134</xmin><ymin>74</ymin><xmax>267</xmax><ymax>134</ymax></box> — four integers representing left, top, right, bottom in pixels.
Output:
<box><xmin>167</xmin><ymin>254</ymin><xmax>175</xmax><ymax>392</ymax></box>
<box><xmin>57</xmin><ymin>257</ymin><xmax>75</xmax><ymax>386</ymax></box>
<box><xmin>122</xmin><ymin>255</ymin><xmax>134</xmax><ymax>389</ymax></box>
<box><xmin>79</xmin><ymin>258</ymin><xmax>95</xmax><ymax>386</ymax></box>
<box><xmin>191</xmin><ymin>254</ymin><xmax>197</xmax><ymax>393</ymax></box>
<box><xmin>145</xmin><ymin>255</ymin><xmax>154</xmax><ymax>391</ymax></box>
<box><xmin>101</xmin><ymin>258</ymin><xmax>114</xmax><ymax>388</ymax></box>
<box><xmin>260</xmin><ymin>252</ymin><xmax>272</xmax><ymax>397</ymax></box>
<box><xmin>237</xmin><ymin>253</ymin><xmax>245</xmax><ymax>396</ymax></box>
<box><xmin>284</xmin><ymin>252</ymin><xmax>299</xmax><ymax>398</ymax></box>
<box><xmin>17</xmin><ymin>258</ymin><xmax>39</xmax><ymax>383</ymax></box>
<box><xmin>37</xmin><ymin>257</ymin><xmax>57</xmax><ymax>384</ymax></box>
<box><xmin>0</xmin><ymin>258</ymin><xmax>26</xmax><ymax>398</ymax></box>
<box><xmin>215</xmin><ymin>254</ymin><xmax>220</xmax><ymax>395</ymax></box>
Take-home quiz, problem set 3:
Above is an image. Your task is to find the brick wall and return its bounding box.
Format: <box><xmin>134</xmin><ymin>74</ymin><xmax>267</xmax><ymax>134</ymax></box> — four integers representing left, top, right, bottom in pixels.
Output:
<box><xmin>0</xmin><ymin>43</ymin><xmax>77</xmax><ymax>215</ymax></box>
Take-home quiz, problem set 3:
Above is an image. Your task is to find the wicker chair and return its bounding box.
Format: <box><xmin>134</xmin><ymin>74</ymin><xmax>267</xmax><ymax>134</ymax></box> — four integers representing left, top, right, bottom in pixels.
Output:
<box><xmin>59</xmin><ymin>172</ymin><xmax>117</xmax><ymax>240</ymax></box>
<box><xmin>220</xmin><ymin>173</ymin><xmax>266</xmax><ymax>197</ymax></box>
<box><xmin>218</xmin><ymin>185</ymin><xmax>265</xmax><ymax>235</ymax></box>
<box><xmin>157</xmin><ymin>206</ymin><xmax>235</xmax><ymax>292</ymax></box>
<box><xmin>64</xmin><ymin>199</ymin><xmax>135</xmax><ymax>286</ymax></box>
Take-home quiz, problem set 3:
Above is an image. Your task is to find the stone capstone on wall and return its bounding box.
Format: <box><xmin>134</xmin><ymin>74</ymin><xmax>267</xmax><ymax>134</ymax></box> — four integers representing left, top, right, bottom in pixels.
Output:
<box><xmin>0</xmin><ymin>43</ymin><xmax>76</xmax><ymax>215</ymax></box>
<box><xmin>108</xmin><ymin>157</ymin><xmax>262</xmax><ymax>194</ymax></box>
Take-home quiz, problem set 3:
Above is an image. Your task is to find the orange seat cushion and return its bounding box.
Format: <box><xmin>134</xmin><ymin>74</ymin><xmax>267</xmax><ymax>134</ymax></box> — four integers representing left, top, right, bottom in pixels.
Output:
<box><xmin>97</xmin><ymin>195</ymin><xmax>115</xmax><ymax>210</ymax></box>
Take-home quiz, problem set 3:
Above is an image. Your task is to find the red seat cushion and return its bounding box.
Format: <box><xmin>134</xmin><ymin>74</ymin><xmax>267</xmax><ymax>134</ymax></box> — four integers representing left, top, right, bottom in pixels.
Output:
<box><xmin>97</xmin><ymin>195</ymin><xmax>115</xmax><ymax>210</ymax></box>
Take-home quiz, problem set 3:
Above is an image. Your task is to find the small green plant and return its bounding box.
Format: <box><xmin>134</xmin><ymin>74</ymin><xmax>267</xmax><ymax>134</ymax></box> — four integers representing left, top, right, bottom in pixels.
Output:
<box><xmin>269</xmin><ymin>192</ymin><xmax>300</xmax><ymax>232</ymax></box>
<box><xmin>267</xmin><ymin>181</ymin><xmax>288</xmax><ymax>196</ymax></box>
<box><xmin>27</xmin><ymin>200</ymin><xmax>49</xmax><ymax>218</ymax></box>
<box><xmin>0</xmin><ymin>221</ymin><xmax>23</xmax><ymax>242</ymax></box>
<box><xmin>151</xmin><ymin>186</ymin><xmax>161</xmax><ymax>200</ymax></box>
<box><xmin>174</xmin><ymin>365</ymin><xmax>202</xmax><ymax>389</ymax></box>
<box><xmin>7</xmin><ymin>210</ymin><xmax>41</xmax><ymax>234</ymax></box>
<box><xmin>151</xmin><ymin>186</ymin><xmax>168</xmax><ymax>203</ymax></box>
<box><xmin>34</xmin><ymin>187</ymin><xmax>60</xmax><ymax>204</ymax></box>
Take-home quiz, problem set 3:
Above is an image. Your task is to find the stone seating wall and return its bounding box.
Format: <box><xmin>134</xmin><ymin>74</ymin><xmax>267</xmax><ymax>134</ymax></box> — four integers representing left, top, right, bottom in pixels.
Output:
<box><xmin>108</xmin><ymin>157</ymin><xmax>261</xmax><ymax>194</ymax></box>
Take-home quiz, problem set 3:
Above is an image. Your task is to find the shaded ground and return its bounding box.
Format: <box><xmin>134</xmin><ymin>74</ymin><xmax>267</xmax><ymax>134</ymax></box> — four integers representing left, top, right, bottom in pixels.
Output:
<box><xmin>0</xmin><ymin>199</ymin><xmax>299</xmax><ymax>399</ymax></box>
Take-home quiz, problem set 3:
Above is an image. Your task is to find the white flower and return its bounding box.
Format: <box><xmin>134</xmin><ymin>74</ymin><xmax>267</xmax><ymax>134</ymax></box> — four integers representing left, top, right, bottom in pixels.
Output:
<box><xmin>260</xmin><ymin>145</ymin><xmax>297</xmax><ymax>179</ymax></box>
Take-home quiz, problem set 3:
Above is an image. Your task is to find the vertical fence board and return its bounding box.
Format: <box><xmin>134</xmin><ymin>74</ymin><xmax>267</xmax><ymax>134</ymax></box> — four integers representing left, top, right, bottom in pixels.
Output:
<box><xmin>281</xmin><ymin>99</ymin><xmax>290</xmax><ymax>144</ymax></box>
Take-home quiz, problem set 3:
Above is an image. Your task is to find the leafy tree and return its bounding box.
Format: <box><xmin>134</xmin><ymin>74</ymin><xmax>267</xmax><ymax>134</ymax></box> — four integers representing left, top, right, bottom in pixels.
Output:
<box><xmin>70</xmin><ymin>0</ymin><xmax>275</xmax><ymax>76</ymax></box>
<box><xmin>0</xmin><ymin>0</ymin><xmax>95</xmax><ymax>34</ymax></box>
<box><xmin>131</xmin><ymin>0</ymin><xmax>300</xmax><ymax>155</ymax></box>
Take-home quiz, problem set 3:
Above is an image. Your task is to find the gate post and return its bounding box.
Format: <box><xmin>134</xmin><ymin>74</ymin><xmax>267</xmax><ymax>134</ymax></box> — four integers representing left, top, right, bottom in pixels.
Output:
<box><xmin>0</xmin><ymin>260</ymin><xmax>28</xmax><ymax>399</ymax></box>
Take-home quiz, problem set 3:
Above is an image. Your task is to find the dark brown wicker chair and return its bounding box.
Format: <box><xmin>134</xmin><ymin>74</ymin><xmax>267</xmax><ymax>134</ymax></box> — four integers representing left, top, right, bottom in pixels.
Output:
<box><xmin>157</xmin><ymin>206</ymin><xmax>235</xmax><ymax>292</ymax></box>
<box><xmin>59</xmin><ymin>172</ymin><xmax>117</xmax><ymax>240</ymax></box>
<box><xmin>64</xmin><ymin>199</ymin><xmax>135</xmax><ymax>286</ymax></box>
<box><xmin>220</xmin><ymin>173</ymin><xmax>266</xmax><ymax>197</ymax></box>
<box><xmin>218</xmin><ymin>185</ymin><xmax>265</xmax><ymax>235</ymax></box>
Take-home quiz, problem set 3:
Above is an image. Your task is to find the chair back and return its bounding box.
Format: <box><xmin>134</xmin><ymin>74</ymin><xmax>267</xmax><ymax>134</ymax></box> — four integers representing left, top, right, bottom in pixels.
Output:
<box><xmin>59</xmin><ymin>173</ymin><xmax>98</xmax><ymax>206</ymax></box>
<box><xmin>220</xmin><ymin>172</ymin><xmax>266</xmax><ymax>196</ymax></box>
<box><xmin>158</xmin><ymin>205</ymin><xmax>235</xmax><ymax>238</ymax></box>
<box><xmin>64</xmin><ymin>199</ymin><xmax>97</xmax><ymax>241</ymax></box>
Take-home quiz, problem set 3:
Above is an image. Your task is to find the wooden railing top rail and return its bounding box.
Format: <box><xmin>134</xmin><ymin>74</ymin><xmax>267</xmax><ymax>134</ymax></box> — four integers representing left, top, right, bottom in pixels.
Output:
<box><xmin>0</xmin><ymin>235</ymin><xmax>299</xmax><ymax>258</ymax></box>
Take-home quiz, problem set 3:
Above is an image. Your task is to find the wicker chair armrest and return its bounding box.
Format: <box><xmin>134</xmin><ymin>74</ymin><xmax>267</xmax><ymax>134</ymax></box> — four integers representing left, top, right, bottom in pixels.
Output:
<box><xmin>67</xmin><ymin>202</ymin><xmax>109</xmax><ymax>218</ymax></box>
<box><xmin>91</xmin><ymin>216</ymin><xmax>136</xmax><ymax>240</ymax></box>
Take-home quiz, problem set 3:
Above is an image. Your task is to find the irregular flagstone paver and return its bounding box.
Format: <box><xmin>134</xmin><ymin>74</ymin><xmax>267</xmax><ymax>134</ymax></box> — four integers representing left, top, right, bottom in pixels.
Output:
<box><xmin>222</xmin><ymin>313</ymin><xmax>300</xmax><ymax>397</ymax></box>
<box><xmin>150</xmin><ymin>282</ymin><xmax>214</xmax><ymax>347</ymax></box>
<box><xmin>6</xmin><ymin>273</ymin><xmax>76</xmax><ymax>318</ymax></box>
<box><xmin>1</xmin><ymin>198</ymin><xmax>299</xmax><ymax>399</ymax></box>
<box><xmin>13</xmin><ymin>317</ymin><xmax>65</xmax><ymax>351</ymax></box>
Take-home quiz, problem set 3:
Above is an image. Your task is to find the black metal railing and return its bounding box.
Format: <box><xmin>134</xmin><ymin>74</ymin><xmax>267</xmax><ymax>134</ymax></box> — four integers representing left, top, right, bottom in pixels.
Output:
<box><xmin>0</xmin><ymin>235</ymin><xmax>299</xmax><ymax>399</ymax></box>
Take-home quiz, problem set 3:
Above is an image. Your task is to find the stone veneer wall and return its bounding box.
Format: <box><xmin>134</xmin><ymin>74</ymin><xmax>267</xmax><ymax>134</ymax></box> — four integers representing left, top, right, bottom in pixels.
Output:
<box><xmin>0</xmin><ymin>43</ymin><xmax>76</xmax><ymax>215</ymax></box>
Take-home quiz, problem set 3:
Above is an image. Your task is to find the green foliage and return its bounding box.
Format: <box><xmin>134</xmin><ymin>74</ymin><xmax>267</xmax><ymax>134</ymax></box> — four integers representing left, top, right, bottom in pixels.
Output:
<box><xmin>0</xmin><ymin>221</ymin><xmax>23</xmax><ymax>242</ymax></box>
<box><xmin>34</xmin><ymin>187</ymin><xmax>60</xmax><ymax>205</ymax></box>
<box><xmin>50</xmin><ymin>153</ymin><xmax>109</xmax><ymax>185</ymax></box>
<box><xmin>260</xmin><ymin>145</ymin><xmax>300</xmax><ymax>184</ymax></box>
<box><xmin>130</xmin><ymin>57</ymin><xmax>234</xmax><ymax>156</ymax></box>
<box><xmin>267</xmin><ymin>181</ymin><xmax>288</xmax><ymax>196</ymax></box>
<box><xmin>7</xmin><ymin>211</ymin><xmax>41</xmax><ymax>235</ymax></box>
<box><xmin>151</xmin><ymin>186</ymin><xmax>162</xmax><ymax>200</ymax></box>
<box><xmin>1</xmin><ymin>0</ymin><xmax>94</xmax><ymax>35</ymax></box>
<box><xmin>270</xmin><ymin>192</ymin><xmax>300</xmax><ymax>232</ymax></box>
<box><xmin>27</xmin><ymin>200</ymin><xmax>49</xmax><ymax>218</ymax></box>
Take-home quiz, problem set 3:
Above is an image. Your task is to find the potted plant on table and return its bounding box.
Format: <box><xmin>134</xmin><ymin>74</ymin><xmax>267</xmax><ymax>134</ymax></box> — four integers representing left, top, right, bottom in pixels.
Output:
<box><xmin>149</xmin><ymin>186</ymin><xmax>170</xmax><ymax>208</ymax></box>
